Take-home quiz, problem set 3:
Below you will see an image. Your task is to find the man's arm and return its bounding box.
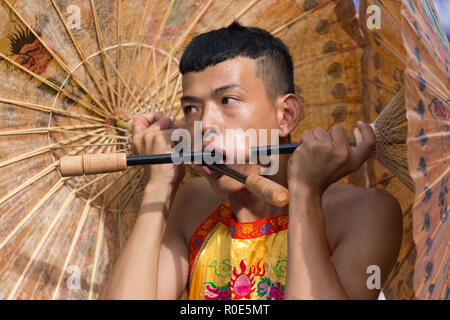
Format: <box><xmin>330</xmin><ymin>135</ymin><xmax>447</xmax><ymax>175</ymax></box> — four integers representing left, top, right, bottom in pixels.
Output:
<box><xmin>285</xmin><ymin>185</ymin><xmax>402</xmax><ymax>299</ymax></box>
<box><xmin>284</xmin><ymin>122</ymin><xmax>403</xmax><ymax>299</ymax></box>
<box><xmin>100</xmin><ymin>112</ymin><xmax>188</xmax><ymax>299</ymax></box>
<box><xmin>100</xmin><ymin>183</ymin><xmax>178</xmax><ymax>299</ymax></box>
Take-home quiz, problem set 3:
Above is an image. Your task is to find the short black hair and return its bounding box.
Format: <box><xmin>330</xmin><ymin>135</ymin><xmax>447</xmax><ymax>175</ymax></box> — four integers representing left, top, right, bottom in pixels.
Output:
<box><xmin>179</xmin><ymin>21</ymin><xmax>295</xmax><ymax>101</ymax></box>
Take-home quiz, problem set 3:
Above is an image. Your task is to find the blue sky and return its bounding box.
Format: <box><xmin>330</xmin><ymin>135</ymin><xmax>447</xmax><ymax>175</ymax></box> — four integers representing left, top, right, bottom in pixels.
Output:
<box><xmin>433</xmin><ymin>0</ymin><xmax>450</xmax><ymax>40</ymax></box>
<box><xmin>352</xmin><ymin>0</ymin><xmax>450</xmax><ymax>40</ymax></box>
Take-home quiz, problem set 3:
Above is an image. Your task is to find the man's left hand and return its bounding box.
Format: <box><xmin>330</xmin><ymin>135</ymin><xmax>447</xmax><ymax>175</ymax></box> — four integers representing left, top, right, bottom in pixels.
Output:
<box><xmin>287</xmin><ymin>121</ymin><xmax>376</xmax><ymax>195</ymax></box>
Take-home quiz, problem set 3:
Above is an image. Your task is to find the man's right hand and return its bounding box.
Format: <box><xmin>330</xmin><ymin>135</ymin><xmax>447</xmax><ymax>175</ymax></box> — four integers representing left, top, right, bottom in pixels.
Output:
<box><xmin>132</xmin><ymin>112</ymin><xmax>185</xmax><ymax>190</ymax></box>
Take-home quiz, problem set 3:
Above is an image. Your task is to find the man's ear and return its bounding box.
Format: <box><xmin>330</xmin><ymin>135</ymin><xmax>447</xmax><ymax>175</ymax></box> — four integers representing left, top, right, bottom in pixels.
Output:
<box><xmin>275</xmin><ymin>93</ymin><xmax>301</xmax><ymax>138</ymax></box>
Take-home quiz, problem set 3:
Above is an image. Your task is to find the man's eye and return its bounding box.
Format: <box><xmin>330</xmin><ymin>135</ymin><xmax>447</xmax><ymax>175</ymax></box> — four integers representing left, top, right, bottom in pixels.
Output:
<box><xmin>222</xmin><ymin>97</ymin><xmax>238</xmax><ymax>105</ymax></box>
<box><xmin>183</xmin><ymin>106</ymin><xmax>199</xmax><ymax>114</ymax></box>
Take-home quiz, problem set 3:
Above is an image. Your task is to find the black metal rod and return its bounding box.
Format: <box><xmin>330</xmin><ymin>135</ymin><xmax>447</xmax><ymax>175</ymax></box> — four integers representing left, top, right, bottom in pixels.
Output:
<box><xmin>206</xmin><ymin>163</ymin><xmax>248</xmax><ymax>184</ymax></box>
<box><xmin>126</xmin><ymin>144</ymin><xmax>302</xmax><ymax>167</ymax></box>
<box><xmin>251</xmin><ymin>143</ymin><xmax>300</xmax><ymax>156</ymax></box>
<box><xmin>127</xmin><ymin>151</ymin><xmax>206</xmax><ymax>166</ymax></box>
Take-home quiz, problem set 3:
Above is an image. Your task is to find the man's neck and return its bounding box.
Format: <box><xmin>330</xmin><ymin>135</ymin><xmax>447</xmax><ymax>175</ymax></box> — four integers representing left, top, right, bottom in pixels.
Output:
<box><xmin>227</xmin><ymin>154</ymin><xmax>290</xmax><ymax>223</ymax></box>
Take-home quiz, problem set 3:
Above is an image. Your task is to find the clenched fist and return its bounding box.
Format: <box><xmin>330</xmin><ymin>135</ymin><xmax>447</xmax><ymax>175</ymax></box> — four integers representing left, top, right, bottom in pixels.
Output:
<box><xmin>132</xmin><ymin>112</ymin><xmax>185</xmax><ymax>189</ymax></box>
<box><xmin>287</xmin><ymin>122</ymin><xmax>376</xmax><ymax>195</ymax></box>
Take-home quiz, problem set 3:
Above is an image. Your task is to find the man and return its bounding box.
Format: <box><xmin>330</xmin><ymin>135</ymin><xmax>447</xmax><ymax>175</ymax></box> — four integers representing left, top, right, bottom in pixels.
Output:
<box><xmin>100</xmin><ymin>22</ymin><xmax>402</xmax><ymax>300</ymax></box>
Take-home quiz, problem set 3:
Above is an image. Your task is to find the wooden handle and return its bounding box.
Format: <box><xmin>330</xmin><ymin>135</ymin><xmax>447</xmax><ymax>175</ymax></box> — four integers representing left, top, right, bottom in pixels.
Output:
<box><xmin>59</xmin><ymin>153</ymin><xmax>128</xmax><ymax>176</ymax></box>
<box><xmin>245</xmin><ymin>175</ymin><xmax>290</xmax><ymax>207</ymax></box>
<box><xmin>353</xmin><ymin>127</ymin><xmax>363</xmax><ymax>146</ymax></box>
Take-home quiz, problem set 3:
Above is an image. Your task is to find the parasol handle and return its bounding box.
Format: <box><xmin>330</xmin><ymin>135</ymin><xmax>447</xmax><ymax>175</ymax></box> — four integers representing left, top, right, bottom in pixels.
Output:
<box><xmin>59</xmin><ymin>153</ymin><xmax>127</xmax><ymax>176</ymax></box>
<box><xmin>246</xmin><ymin>175</ymin><xmax>289</xmax><ymax>207</ymax></box>
<box><xmin>59</xmin><ymin>153</ymin><xmax>289</xmax><ymax>207</ymax></box>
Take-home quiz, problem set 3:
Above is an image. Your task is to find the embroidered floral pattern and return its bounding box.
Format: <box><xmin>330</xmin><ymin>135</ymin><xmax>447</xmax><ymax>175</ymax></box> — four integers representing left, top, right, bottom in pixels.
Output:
<box><xmin>207</xmin><ymin>258</ymin><xmax>231</xmax><ymax>278</ymax></box>
<box><xmin>229</xmin><ymin>213</ymin><xmax>289</xmax><ymax>239</ymax></box>
<box><xmin>272</xmin><ymin>259</ymin><xmax>287</xmax><ymax>278</ymax></box>
<box><xmin>189</xmin><ymin>202</ymin><xmax>333</xmax><ymax>300</ymax></box>
<box><xmin>230</xmin><ymin>259</ymin><xmax>256</xmax><ymax>299</ymax></box>
<box><xmin>269</xmin><ymin>282</ymin><xmax>285</xmax><ymax>300</ymax></box>
<box><xmin>189</xmin><ymin>204</ymin><xmax>231</xmax><ymax>276</ymax></box>
<box><xmin>256</xmin><ymin>277</ymin><xmax>285</xmax><ymax>300</ymax></box>
<box><xmin>189</xmin><ymin>203</ymin><xmax>290</xmax><ymax>277</ymax></box>
<box><xmin>202</xmin><ymin>282</ymin><xmax>231</xmax><ymax>300</ymax></box>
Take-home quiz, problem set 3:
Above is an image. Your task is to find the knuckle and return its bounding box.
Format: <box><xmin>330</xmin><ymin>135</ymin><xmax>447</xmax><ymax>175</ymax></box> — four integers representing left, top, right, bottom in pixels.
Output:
<box><xmin>308</xmin><ymin>142</ymin><xmax>319</xmax><ymax>152</ymax></box>
<box><xmin>341</xmin><ymin>148</ymin><xmax>350</xmax><ymax>162</ymax></box>
<box><xmin>143</xmin><ymin>131</ymin><xmax>155</xmax><ymax>144</ymax></box>
<box><xmin>292</xmin><ymin>147</ymin><xmax>301</xmax><ymax>158</ymax></box>
<box><xmin>323</xmin><ymin>141</ymin><xmax>333</xmax><ymax>151</ymax></box>
<box><xmin>315</xmin><ymin>127</ymin><xmax>327</xmax><ymax>134</ymax></box>
<box><xmin>301</xmin><ymin>130</ymin><xmax>311</xmax><ymax>139</ymax></box>
<box><xmin>132</xmin><ymin>133</ymin><xmax>142</xmax><ymax>145</ymax></box>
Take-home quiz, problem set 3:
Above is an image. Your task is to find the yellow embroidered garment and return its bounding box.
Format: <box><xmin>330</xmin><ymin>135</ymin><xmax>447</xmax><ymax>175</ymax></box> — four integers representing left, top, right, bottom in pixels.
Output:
<box><xmin>188</xmin><ymin>201</ymin><xmax>332</xmax><ymax>300</ymax></box>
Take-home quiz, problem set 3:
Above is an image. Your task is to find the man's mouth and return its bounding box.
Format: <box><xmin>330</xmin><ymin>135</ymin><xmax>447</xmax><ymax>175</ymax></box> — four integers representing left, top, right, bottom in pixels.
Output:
<box><xmin>200</xmin><ymin>146</ymin><xmax>226</xmax><ymax>178</ymax></box>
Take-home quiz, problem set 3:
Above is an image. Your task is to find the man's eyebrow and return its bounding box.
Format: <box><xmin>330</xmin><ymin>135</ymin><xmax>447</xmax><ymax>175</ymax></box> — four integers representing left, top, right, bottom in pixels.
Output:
<box><xmin>180</xmin><ymin>84</ymin><xmax>245</xmax><ymax>103</ymax></box>
<box><xmin>213</xmin><ymin>84</ymin><xmax>245</xmax><ymax>95</ymax></box>
<box><xmin>180</xmin><ymin>95</ymin><xmax>201</xmax><ymax>103</ymax></box>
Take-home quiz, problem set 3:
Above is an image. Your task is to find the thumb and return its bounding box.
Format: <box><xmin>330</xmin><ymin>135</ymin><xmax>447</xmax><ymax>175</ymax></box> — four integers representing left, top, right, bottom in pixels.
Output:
<box><xmin>132</xmin><ymin>113</ymin><xmax>162</xmax><ymax>135</ymax></box>
<box><xmin>350</xmin><ymin>121</ymin><xmax>376</xmax><ymax>167</ymax></box>
<box><xmin>175</xmin><ymin>120</ymin><xmax>185</xmax><ymax>129</ymax></box>
<box><xmin>158</xmin><ymin>117</ymin><xmax>174</xmax><ymax>131</ymax></box>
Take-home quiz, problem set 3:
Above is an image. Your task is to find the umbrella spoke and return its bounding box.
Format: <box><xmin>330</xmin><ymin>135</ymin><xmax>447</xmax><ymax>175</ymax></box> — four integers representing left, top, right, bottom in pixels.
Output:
<box><xmin>89</xmin><ymin>0</ymin><xmax>150</xmax><ymax>115</ymax></box>
<box><xmin>140</xmin><ymin>0</ymin><xmax>176</xmax><ymax>112</ymax></box>
<box><xmin>144</xmin><ymin>0</ymin><xmax>214</xmax><ymax>97</ymax></box>
<box><xmin>0</xmin><ymin>134</ymin><xmax>106</xmax><ymax>207</ymax></box>
<box><xmin>121</xmin><ymin>0</ymin><xmax>154</xmax><ymax>110</ymax></box>
<box><xmin>52</xmin><ymin>187</ymin><xmax>97</xmax><ymax>300</ymax></box>
<box><xmin>118</xmin><ymin>173</ymin><xmax>146</xmax><ymax>214</ymax></box>
<box><xmin>0</xmin><ymin>136</ymin><xmax>116</xmax><ymax>253</ymax></box>
<box><xmin>6</xmin><ymin>185</ymin><xmax>77</xmax><ymax>299</ymax></box>
<box><xmin>48</xmin><ymin>0</ymin><xmax>119</xmax><ymax>111</ymax></box>
<box><xmin>0</xmin><ymin>52</ymin><xmax>110</xmax><ymax>120</ymax></box>
<box><xmin>49</xmin><ymin>0</ymin><xmax>146</xmax><ymax>124</ymax></box>
<box><xmin>88</xmin><ymin>0</ymin><xmax>118</xmax><ymax>110</ymax></box>
<box><xmin>0</xmin><ymin>178</ymin><xmax>68</xmax><ymax>251</ymax></box>
<box><xmin>0</xmin><ymin>128</ymin><xmax>107</xmax><ymax>169</ymax></box>
<box><xmin>168</xmin><ymin>74</ymin><xmax>183</xmax><ymax>120</ymax></box>
<box><xmin>2</xmin><ymin>0</ymin><xmax>117</xmax><ymax>116</ymax></box>
<box><xmin>88</xmin><ymin>195</ymin><xmax>108</xmax><ymax>300</ymax></box>
<box><xmin>0</xmin><ymin>124</ymin><xmax>103</xmax><ymax>136</ymax></box>
<box><xmin>271</xmin><ymin>0</ymin><xmax>331</xmax><ymax>36</ymax></box>
<box><xmin>0</xmin><ymin>97</ymin><xmax>105</xmax><ymax>124</ymax></box>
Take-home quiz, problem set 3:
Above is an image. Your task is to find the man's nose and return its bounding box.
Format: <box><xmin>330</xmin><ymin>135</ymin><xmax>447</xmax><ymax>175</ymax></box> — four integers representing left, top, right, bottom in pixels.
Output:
<box><xmin>201</xmin><ymin>102</ymin><xmax>221</xmax><ymax>143</ymax></box>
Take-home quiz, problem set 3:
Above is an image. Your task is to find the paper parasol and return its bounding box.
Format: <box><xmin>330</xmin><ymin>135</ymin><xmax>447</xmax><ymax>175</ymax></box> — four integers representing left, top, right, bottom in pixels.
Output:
<box><xmin>0</xmin><ymin>0</ymin><xmax>447</xmax><ymax>299</ymax></box>
<box><xmin>401</xmin><ymin>0</ymin><xmax>449</xmax><ymax>300</ymax></box>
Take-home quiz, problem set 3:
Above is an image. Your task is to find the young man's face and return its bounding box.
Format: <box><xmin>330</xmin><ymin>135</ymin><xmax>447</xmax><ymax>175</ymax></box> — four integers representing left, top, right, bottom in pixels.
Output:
<box><xmin>181</xmin><ymin>56</ymin><xmax>282</xmax><ymax>194</ymax></box>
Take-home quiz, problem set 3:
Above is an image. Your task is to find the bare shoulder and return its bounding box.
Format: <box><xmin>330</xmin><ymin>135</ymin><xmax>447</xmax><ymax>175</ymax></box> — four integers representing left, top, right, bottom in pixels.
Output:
<box><xmin>322</xmin><ymin>182</ymin><xmax>403</xmax><ymax>299</ymax></box>
<box><xmin>322</xmin><ymin>182</ymin><xmax>403</xmax><ymax>251</ymax></box>
<box><xmin>171</xmin><ymin>176</ymin><xmax>227</xmax><ymax>245</ymax></box>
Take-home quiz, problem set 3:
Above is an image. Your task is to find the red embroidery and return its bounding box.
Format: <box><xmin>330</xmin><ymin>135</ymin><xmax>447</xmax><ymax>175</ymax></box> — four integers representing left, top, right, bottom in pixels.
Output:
<box><xmin>188</xmin><ymin>203</ymin><xmax>333</xmax><ymax>280</ymax></box>
<box><xmin>188</xmin><ymin>204</ymin><xmax>231</xmax><ymax>276</ymax></box>
<box><xmin>229</xmin><ymin>212</ymin><xmax>289</xmax><ymax>239</ymax></box>
<box><xmin>230</xmin><ymin>259</ymin><xmax>256</xmax><ymax>299</ymax></box>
